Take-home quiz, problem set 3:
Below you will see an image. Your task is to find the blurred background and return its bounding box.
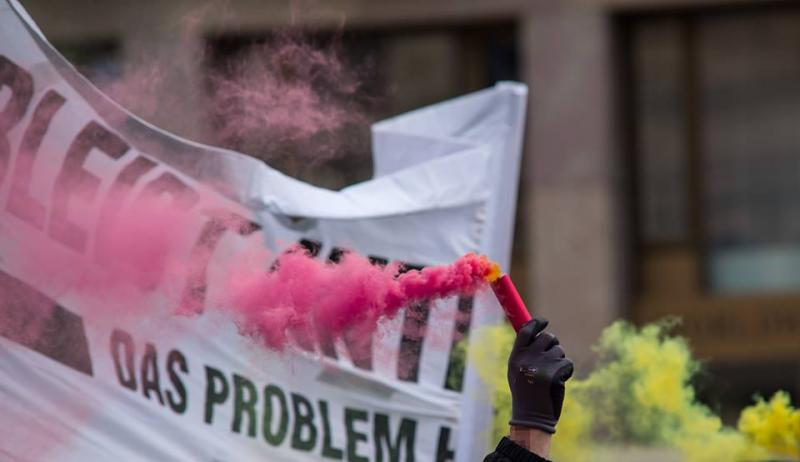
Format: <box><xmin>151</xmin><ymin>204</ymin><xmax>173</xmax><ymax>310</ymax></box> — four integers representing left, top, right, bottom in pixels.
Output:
<box><xmin>21</xmin><ymin>0</ymin><xmax>800</xmax><ymax>423</ymax></box>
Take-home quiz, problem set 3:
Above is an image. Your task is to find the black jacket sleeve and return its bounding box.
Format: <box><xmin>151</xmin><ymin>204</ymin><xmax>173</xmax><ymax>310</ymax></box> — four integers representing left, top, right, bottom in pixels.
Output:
<box><xmin>482</xmin><ymin>437</ymin><xmax>551</xmax><ymax>462</ymax></box>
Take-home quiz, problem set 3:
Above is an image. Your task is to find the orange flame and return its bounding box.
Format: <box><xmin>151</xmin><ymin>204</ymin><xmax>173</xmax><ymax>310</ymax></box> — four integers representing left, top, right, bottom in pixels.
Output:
<box><xmin>484</xmin><ymin>257</ymin><xmax>502</xmax><ymax>283</ymax></box>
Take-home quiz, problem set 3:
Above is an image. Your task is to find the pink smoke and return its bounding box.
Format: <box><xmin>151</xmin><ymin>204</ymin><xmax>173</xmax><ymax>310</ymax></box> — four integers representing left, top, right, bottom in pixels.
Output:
<box><xmin>208</xmin><ymin>32</ymin><xmax>366</xmax><ymax>146</ymax></box>
<box><xmin>225</xmin><ymin>250</ymin><xmax>497</xmax><ymax>350</ymax></box>
<box><xmin>89</xmin><ymin>8</ymin><xmax>374</xmax><ymax>178</ymax></box>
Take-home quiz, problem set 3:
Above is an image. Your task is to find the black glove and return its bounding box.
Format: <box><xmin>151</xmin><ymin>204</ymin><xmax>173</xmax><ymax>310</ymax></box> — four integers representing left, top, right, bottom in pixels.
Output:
<box><xmin>508</xmin><ymin>318</ymin><xmax>574</xmax><ymax>434</ymax></box>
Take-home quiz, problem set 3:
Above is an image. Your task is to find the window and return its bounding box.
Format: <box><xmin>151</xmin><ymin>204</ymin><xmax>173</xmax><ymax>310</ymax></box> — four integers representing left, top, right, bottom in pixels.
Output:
<box><xmin>627</xmin><ymin>5</ymin><xmax>800</xmax><ymax>295</ymax></box>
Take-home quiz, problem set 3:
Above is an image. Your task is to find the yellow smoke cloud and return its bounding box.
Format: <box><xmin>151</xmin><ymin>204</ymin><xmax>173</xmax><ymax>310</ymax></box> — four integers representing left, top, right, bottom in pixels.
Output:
<box><xmin>469</xmin><ymin>320</ymin><xmax>798</xmax><ymax>461</ymax></box>
<box><xmin>738</xmin><ymin>391</ymin><xmax>800</xmax><ymax>459</ymax></box>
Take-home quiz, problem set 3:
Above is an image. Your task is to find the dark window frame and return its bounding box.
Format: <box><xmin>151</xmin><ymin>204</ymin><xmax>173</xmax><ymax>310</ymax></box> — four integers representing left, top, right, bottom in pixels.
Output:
<box><xmin>615</xmin><ymin>1</ymin><xmax>800</xmax><ymax>298</ymax></box>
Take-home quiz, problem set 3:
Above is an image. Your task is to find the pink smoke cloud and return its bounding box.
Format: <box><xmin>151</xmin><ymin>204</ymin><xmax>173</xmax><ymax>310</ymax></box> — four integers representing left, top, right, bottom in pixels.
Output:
<box><xmin>208</xmin><ymin>32</ymin><xmax>366</xmax><ymax>145</ymax></box>
<box><xmin>88</xmin><ymin>6</ymin><xmax>376</xmax><ymax>181</ymax></box>
<box><xmin>224</xmin><ymin>249</ymin><xmax>496</xmax><ymax>350</ymax></box>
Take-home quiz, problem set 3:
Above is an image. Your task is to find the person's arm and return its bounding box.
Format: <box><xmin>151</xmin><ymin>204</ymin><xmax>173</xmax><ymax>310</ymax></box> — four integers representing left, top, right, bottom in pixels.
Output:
<box><xmin>509</xmin><ymin>426</ymin><xmax>551</xmax><ymax>458</ymax></box>
<box><xmin>484</xmin><ymin>318</ymin><xmax>573</xmax><ymax>462</ymax></box>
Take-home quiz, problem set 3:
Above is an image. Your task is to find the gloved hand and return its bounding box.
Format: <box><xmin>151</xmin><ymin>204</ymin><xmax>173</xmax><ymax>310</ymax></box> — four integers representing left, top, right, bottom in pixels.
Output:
<box><xmin>508</xmin><ymin>317</ymin><xmax>574</xmax><ymax>434</ymax></box>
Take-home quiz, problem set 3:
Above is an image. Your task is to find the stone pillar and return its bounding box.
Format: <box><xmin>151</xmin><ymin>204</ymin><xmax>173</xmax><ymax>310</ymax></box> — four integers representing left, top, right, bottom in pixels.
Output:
<box><xmin>519</xmin><ymin>2</ymin><xmax>623</xmax><ymax>372</ymax></box>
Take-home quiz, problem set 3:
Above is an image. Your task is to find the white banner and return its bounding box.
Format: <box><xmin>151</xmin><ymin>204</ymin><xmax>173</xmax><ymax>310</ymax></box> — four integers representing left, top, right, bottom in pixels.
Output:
<box><xmin>0</xmin><ymin>1</ymin><xmax>527</xmax><ymax>460</ymax></box>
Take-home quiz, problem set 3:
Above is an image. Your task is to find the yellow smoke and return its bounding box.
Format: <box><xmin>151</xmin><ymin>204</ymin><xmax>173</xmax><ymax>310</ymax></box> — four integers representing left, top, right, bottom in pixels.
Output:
<box><xmin>738</xmin><ymin>391</ymin><xmax>800</xmax><ymax>459</ymax></box>
<box><xmin>469</xmin><ymin>320</ymin><xmax>799</xmax><ymax>461</ymax></box>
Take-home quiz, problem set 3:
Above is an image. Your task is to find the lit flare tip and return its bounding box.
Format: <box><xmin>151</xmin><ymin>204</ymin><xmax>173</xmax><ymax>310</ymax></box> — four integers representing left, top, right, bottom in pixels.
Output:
<box><xmin>485</xmin><ymin>260</ymin><xmax>502</xmax><ymax>283</ymax></box>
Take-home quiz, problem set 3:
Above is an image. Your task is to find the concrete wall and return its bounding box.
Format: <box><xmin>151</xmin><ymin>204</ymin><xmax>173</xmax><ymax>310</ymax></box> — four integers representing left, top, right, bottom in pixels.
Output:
<box><xmin>520</xmin><ymin>3</ymin><xmax>624</xmax><ymax>370</ymax></box>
